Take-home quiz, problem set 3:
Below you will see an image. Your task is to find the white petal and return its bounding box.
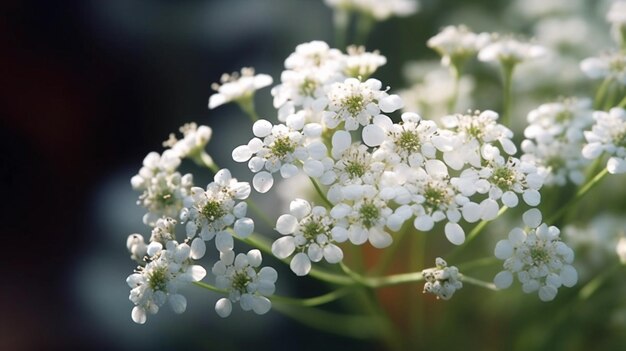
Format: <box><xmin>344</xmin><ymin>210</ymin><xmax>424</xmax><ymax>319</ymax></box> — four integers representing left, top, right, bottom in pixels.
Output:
<box><xmin>169</xmin><ymin>294</ymin><xmax>187</xmax><ymax>314</ymax></box>
<box><xmin>414</xmin><ymin>215</ymin><xmax>435</xmax><ymax>231</ymax></box>
<box><xmin>252</xmin><ymin>296</ymin><xmax>272</xmax><ymax>315</ymax></box>
<box><xmin>232</xmin><ymin>145</ymin><xmax>252</xmax><ymax>162</ymax></box>
<box><xmin>560</xmin><ymin>265</ymin><xmax>578</xmax><ymax>287</ymax></box>
<box><xmin>303</xmin><ymin>160</ymin><xmax>324</xmax><ymax>177</ymax></box>
<box><xmin>259</xmin><ymin>266</ymin><xmax>278</xmax><ymax>283</ymax></box>
<box><xmin>607</xmin><ymin>157</ymin><xmax>626</xmax><ymax>174</ymax></box>
<box><xmin>480</xmin><ymin>199</ymin><xmax>499</xmax><ymax>220</ymax></box>
<box><xmin>215</xmin><ymin>232</ymin><xmax>234</xmax><ymax>252</ymax></box>
<box><xmin>522</xmin><ymin>208</ymin><xmax>542</xmax><ymax>228</ymax></box>
<box><xmin>271</xmin><ymin>236</ymin><xmax>296</xmax><ymax>259</ymax></box>
<box><xmin>538</xmin><ymin>285</ymin><xmax>558</xmax><ymax>302</ymax></box>
<box><xmin>290</xmin><ymin>198</ymin><xmax>312</xmax><ymax>219</ymax></box>
<box><xmin>462</xmin><ymin>202</ymin><xmax>481</xmax><ymax>223</ymax></box>
<box><xmin>247</xmin><ymin>249</ymin><xmax>263</xmax><ymax>267</ymax></box>
<box><xmin>234</xmin><ymin>218</ymin><xmax>254</xmax><ymax>238</ymax></box>
<box><xmin>253</xmin><ymin>119</ymin><xmax>273</xmax><ymax>138</ymax></box>
<box><xmin>307</xmin><ymin>244</ymin><xmax>324</xmax><ymax>262</ymax></box>
<box><xmin>276</xmin><ymin>214</ymin><xmax>298</xmax><ymax>234</ymax></box>
<box><xmin>522</xmin><ymin>189</ymin><xmax>541</xmax><ymax>206</ymax></box>
<box><xmin>190</xmin><ymin>237</ymin><xmax>206</xmax><ymax>260</ymax></box>
<box><xmin>331</xmin><ymin>226</ymin><xmax>349</xmax><ymax>243</ymax></box>
<box><xmin>290</xmin><ymin>252</ymin><xmax>312</xmax><ymax>276</ymax></box>
<box><xmin>323</xmin><ymin>244</ymin><xmax>344</xmax><ymax>263</ymax></box>
<box><xmin>280</xmin><ymin>164</ymin><xmax>299</xmax><ymax>178</ymax></box>
<box><xmin>369</xmin><ymin>228</ymin><xmax>393</xmax><ymax>248</ymax></box>
<box><xmin>349</xmin><ymin>227</ymin><xmax>369</xmax><ymax>245</ymax></box>
<box><xmin>331</xmin><ymin>131</ymin><xmax>351</xmax><ymax>156</ymax></box>
<box><xmin>215</xmin><ymin>298</ymin><xmax>232</xmax><ymax>318</ymax></box>
<box><xmin>425</xmin><ymin>159</ymin><xmax>449</xmax><ymax>177</ymax></box>
<box><xmin>445</xmin><ymin>222</ymin><xmax>465</xmax><ymax>245</ymax></box>
<box><xmin>189</xmin><ymin>265</ymin><xmax>206</xmax><ymax>281</ymax></box>
<box><xmin>131</xmin><ymin>306</ymin><xmax>147</xmax><ymax>324</ymax></box>
<box><xmin>362</xmin><ymin>125</ymin><xmax>385</xmax><ymax>147</ymax></box>
<box><xmin>253</xmin><ymin>172</ymin><xmax>274</xmax><ymax>193</ymax></box>
<box><xmin>379</xmin><ymin>94</ymin><xmax>404</xmax><ymax>113</ymax></box>
<box><xmin>501</xmin><ymin>191</ymin><xmax>519</xmax><ymax>208</ymax></box>
<box><xmin>494</xmin><ymin>240</ymin><xmax>513</xmax><ymax>259</ymax></box>
<box><xmin>493</xmin><ymin>271</ymin><xmax>513</xmax><ymax>289</ymax></box>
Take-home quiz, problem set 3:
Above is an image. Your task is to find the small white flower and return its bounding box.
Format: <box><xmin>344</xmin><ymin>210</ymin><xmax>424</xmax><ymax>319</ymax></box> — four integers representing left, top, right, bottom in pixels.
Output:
<box><xmin>344</xmin><ymin>46</ymin><xmax>387</xmax><ymax>79</ymax></box>
<box><xmin>127</xmin><ymin>240</ymin><xmax>206</xmax><ymax>324</ymax></box>
<box><xmin>163</xmin><ymin>122</ymin><xmax>213</xmax><ymax>161</ymax></box>
<box><xmin>493</xmin><ymin>209</ymin><xmax>577</xmax><ymax>302</ymax></box>
<box><xmin>422</xmin><ymin>257</ymin><xmax>463</xmax><ymax>300</ymax></box>
<box><xmin>582</xmin><ymin>108</ymin><xmax>626</xmax><ymax>174</ymax></box>
<box><xmin>324</xmin><ymin>77</ymin><xmax>403</xmax><ymax>131</ymax></box>
<box><xmin>131</xmin><ymin>150</ymin><xmax>193</xmax><ymax>226</ymax></box>
<box><xmin>272</xmin><ymin>199</ymin><xmax>344</xmax><ymax>276</ymax></box>
<box><xmin>208</xmin><ymin>67</ymin><xmax>272</xmax><ymax>109</ymax></box>
<box><xmin>333</xmin><ymin>0</ymin><xmax>419</xmax><ymax>21</ymax></box>
<box><xmin>284</xmin><ymin>40</ymin><xmax>344</xmax><ymax>73</ymax></box>
<box><xmin>181</xmin><ymin>169</ymin><xmax>253</xmax><ymax>253</ymax></box>
<box><xmin>427</xmin><ymin>25</ymin><xmax>490</xmax><ymax>67</ymax></box>
<box><xmin>149</xmin><ymin>217</ymin><xmax>177</xmax><ymax>245</ymax></box>
<box><xmin>127</xmin><ymin>234</ymin><xmax>147</xmax><ymax>263</ymax></box>
<box><xmin>478</xmin><ymin>36</ymin><xmax>547</xmax><ymax>65</ymax></box>
<box><xmin>580</xmin><ymin>51</ymin><xmax>626</xmax><ymax>85</ymax></box>
<box><xmin>478</xmin><ymin>156</ymin><xmax>544</xmax><ymax>208</ymax></box>
<box><xmin>212</xmin><ymin>249</ymin><xmax>277</xmax><ymax>317</ymax></box>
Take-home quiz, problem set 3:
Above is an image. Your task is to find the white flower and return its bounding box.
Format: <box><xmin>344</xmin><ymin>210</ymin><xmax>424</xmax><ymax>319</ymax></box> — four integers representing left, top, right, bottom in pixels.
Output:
<box><xmin>212</xmin><ymin>249</ymin><xmax>277</xmax><ymax>317</ymax></box>
<box><xmin>521</xmin><ymin>99</ymin><xmax>593</xmax><ymax>186</ymax></box>
<box><xmin>149</xmin><ymin>217</ymin><xmax>177</xmax><ymax>244</ymax></box>
<box><xmin>131</xmin><ymin>150</ymin><xmax>193</xmax><ymax>226</ymax></box>
<box><xmin>582</xmin><ymin>108</ymin><xmax>626</xmax><ymax>174</ymax></box>
<box><xmin>127</xmin><ymin>234</ymin><xmax>147</xmax><ymax>263</ymax></box>
<box><xmin>330</xmin><ymin>141</ymin><xmax>383</xmax><ymax>187</ymax></box>
<box><xmin>208</xmin><ymin>67</ymin><xmax>273</xmax><ymax>109</ymax></box>
<box><xmin>324</xmin><ymin>77</ymin><xmax>403</xmax><ymax>131</ymax></box>
<box><xmin>364</xmin><ymin>112</ymin><xmax>438</xmax><ymax>167</ymax></box>
<box><xmin>354</xmin><ymin>0</ymin><xmax>419</xmax><ymax>21</ymax></box>
<box><xmin>432</xmin><ymin>110</ymin><xmax>516</xmax><ymax>170</ymax></box>
<box><xmin>284</xmin><ymin>40</ymin><xmax>344</xmax><ymax>73</ymax></box>
<box><xmin>127</xmin><ymin>240</ymin><xmax>206</xmax><ymax>324</ymax></box>
<box><xmin>344</xmin><ymin>46</ymin><xmax>387</xmax><ymax>79</ymax></box>
<box><xmin>163</xmin><ymin>122</ymin><xmax>213</xmax><ymax>161</ymax></box>
<box><xmin>422</xmin><ymin>257</ymin><xmax>463</xmax><ymax>300</ymax></box>
<box><xmin>330</xmin><ymin>185</ymin><xmax>404</xmax><ymax>248</ymax></box>
<box><xmin>607</xmin><ymin>1</ymin><xmax>626</xmax><ymax>46</ymax></box>
<box><xmin>181</xmin><ymin>169</ymin><xmax>253</xmax><ymax>253</ymax></box>
<box><xmin>475</xmin><ymin>156</ymin><xmax>544</xmax><ymax>208</ymax></box>
<box><xmin>617</xmin><ymin>237</ymin><xmax>626</xmax><ymax>265</ymax></box>
<box><xmin>232</xmin><ymin>119</ymin><xmax>329</xmax><ymax>192</ymax></box>
<box><xmin>493</xmin><ymin>209</ymin><xmax>577</xmax><ymax>302</ymax></box>
<box><xmin>271</xmin><ymin>69</ymin><xmax>338</xmax><ymax>111</ymax></box>
<box><xmin>580</xmin><ymin>52</ymin><xmax>626</xmax><ymax>85</ymax></box>
<box><xmin>478</xmin><ymin>36</ymin><xmax>547</xmax><ymax>65</ymax></box>
<box><xmin>272</xmin><ymin>199</ymin><xmax>344</xmax><ymax>276</ymax></box>
<box><xmin>427</xmin><ymin>25</ymin><xmax>490</xmax><ymax>67</ymax></box>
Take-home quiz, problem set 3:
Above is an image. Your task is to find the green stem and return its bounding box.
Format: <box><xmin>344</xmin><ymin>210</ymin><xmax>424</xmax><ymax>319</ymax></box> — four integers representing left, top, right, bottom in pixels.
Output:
<box><xmin>546</xmin><ymin>168</ymin><xmax>609</xmax><ymax>225</ymax></box>
<box><xmin>603</xmin><ymin>81</ymin><xmax>619</xmax><ymax>110</ymax></box>
<box><xmin>618</xmin><ymin>94</ymin><xmax>626</xmax><ymax>108</ymax></box>
<box><xmin>270</xmin><ymin>287</ymin><xmax>354</xmax><ymax>307</ymax></box>
<box><xmin>333</xmin><ymin>9</ymin><xmax>349</xmax><ymax>49</ymax></box>
<box><xmin>366</xmin><ymin>271</ymin><xmax>424</xmax><ymax>288</ymax></box>
<box><xmin>191</xmin><ymin>151</ymin><xmax>219</xmax><ymax>173</ymax></box>
<box><xmin>193</xmin><ymin>281</ymin><xmax>227</xmax><ymax>294</ymax></box>
<box><xmin>237</xmin><ymin>96</ymin><xmax>260</xmax><ymax>122</ymax></box>
<box><xmin>578</xmin><ymin>262</ymin><xmax>622</xmax><ymax>301</ymax></box>
<box><xmin>355</xmin><ymin>13</ymin><xmax>374</xmax><ymax>45</ymax></box>
<box><xmin>457</xmin><ymin>256</ymin><xmax>499</xmax><ymax>271</ymax></box>
<box><xmin>460</xmin><ymin>274</ymin><xmax>498</xmax><ymax>291</ymax></box>
<box><xmin>594</xmin><ymin>77</ymin><xmax>612</xmax><ymax>110</ymax></box>
<box><xmin>309</xmin><ymin>177</ymin><xmax>333</xmax><ymax>208</ymax></box>
<box><xmin>500</xmin><ymin>61</ymin><xmax>515</xmax><ymax>127</ymax></box>
<box><xmin>447</xmin><ymin>65</ymin><xmax>462</xmax><ymax>114</ymax></box>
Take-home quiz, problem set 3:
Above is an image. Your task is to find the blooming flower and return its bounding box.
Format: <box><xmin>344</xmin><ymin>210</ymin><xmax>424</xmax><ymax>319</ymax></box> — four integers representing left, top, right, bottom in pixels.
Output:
<box><xmin>180</xmin><ymin>169</ymin><xmax>253</xmax><ymax>254</ymax></box>
<box><xmin>131</xmin><ymin>150</ymin><xmax>193</xmax><ymax>226</ymax></box>
<box><xmin>478</xmin><ymin>36</ymin><xmax>547</xmax><ymax>66</ymax></box>
<box><xmin>272</xmin><ymin>199</ymin><xmax>344</xmax><ymax>276</ymax></box>
<box><xmin>493</xmin><ymin>209</ymin><xmax>578</xmax><ymax>302</ymax></box>
<box><xmin>477</xmin><ymin>156</ymin><xmax>544</xmax><ymax>208</ymax></box>
<box><xmin>163</xmin><ymin>122</ymin><xmax>213</xmax><ymax>162</ymax></box>
<box><xmin>324</xmin><ymin>77</ymin><xmax>403</xmax><ymax>131</ymax></box>
<box><xmin>422</xmin><ymin>257</ymin><xmax>463</xmax><ymax>300</ymax></box>
<box><xmin>344</xmin><ymin>46</ymin><xmax>387</xmax><ymax>79</ymax></box>
<box><xmin>127</xmin><ymin>240</ymin><xmax>207</xmax><ymax>324</ymax></box>
<box><xmin>212</xmin><ymin>249</ymin><xmax>277</xmax><ymax>317</ymax></box>
<box><xmin>582</xmin><ymin>107</ymin><xmax>626</xmax><ymax>174</ymax></box>
<box><xmin>127</xmin><ymin>234</ymin><xmax>147</xmax><ymax>263</ymax></box>
<box><xmin>580</xmin><ymin>51</ymin><xmax>626</xmax><ymax>85</ymax></box>
<box><xmin>427</xmin><ymin>25</ymin><xmax>490</xmax><ymax>68</ymax></box>
<box><xmin>208</xmin><ymin>67</ymin><xmax>273</xmax><ymax>109</ymax></box>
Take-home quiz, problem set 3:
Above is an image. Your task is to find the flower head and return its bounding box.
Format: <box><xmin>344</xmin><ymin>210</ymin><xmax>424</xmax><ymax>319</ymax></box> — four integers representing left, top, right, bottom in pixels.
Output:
<box><xmin>422</xmin><ymin>257</ymin><xmax>463</xmax><ymax>300</ymax></box>
<box><xmin>580</xmin><ymin>52</ymin><xmax>626</xmax><ymax>85</ymax></box>
<box><xmin>208</xmin><ymin>67</ymin><xmax>272</xmax><ymax>109</ymax></box>
<box><xmin>582</xmin><ymin>108</ymin><xmax>626</xmax><ymax>174</ymax></box>
<box><xmin>428</xmin><ymin>25</ymin><xmax>489</xmax><ymax>67</ymax></box>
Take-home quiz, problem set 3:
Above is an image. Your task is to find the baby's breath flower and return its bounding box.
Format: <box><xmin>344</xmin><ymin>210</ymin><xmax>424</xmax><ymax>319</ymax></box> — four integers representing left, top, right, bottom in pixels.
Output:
<box><xmin>582</xmin><ymin>108</ymin><xmax>626</xmax><ymax>174</ymax></box>
<box><xmin>478</xmin><ymin>35</ymin><xmax>547</xmax><ymax>66</ymax></box>
<box><xmin>208</xmin><ymin>67</ymin><xmax>272</xmax><ymax>109</ymax></box>
<box><xmin>580</xmin><ymin>51</ymin><xmax>626</xmax><ymax>85</ymax></box>
<box><xmin>212</xmin><ymin>249</ymin><xmax>277</xmax><ymax>317</ymax></box>
<box><xmin>131</xmin><ymin>150</ymin><xmax>193</xmax><ymax>226</ymax></box>
<box><xmin>422</xmin><ymin>257</ymin><xmax>463</xmax><ymax>300</ymax></box>
<box><xmin>480</xmin><ymin>156</ymin><xmax>544</xmax><ymax>208</ymax></box>
<box><xmin>181</xmin><ymin>169</ymin><xmax>252</xmax><ymax>254</ymax></box>
<box><xmin>127</xmin><ymin>240</ymin><xmax>206</xmax><ymax>324</ymax></box>
<box><xmin>427</xmin><ymin>25</ymin><xmax>490</xmax><ymax>68</ymax></box>
<box><xmin>344</xmin><ymin>46</ymin><xmax>387</xmax><ymax>79</ymax></box>
<box><xmin>493</xmin><ymin>209</ymin><xmax>577</xmax><ymax>302</ymax></box>
<box><xmin>163</xmin><ymin>122</ymin><xmax>213</xmax><ymax>162</ymax></box>
<box><xmin>272</xmin><ymin>199</ymin><xmax>344</xmax><ymax>276</ymax></box>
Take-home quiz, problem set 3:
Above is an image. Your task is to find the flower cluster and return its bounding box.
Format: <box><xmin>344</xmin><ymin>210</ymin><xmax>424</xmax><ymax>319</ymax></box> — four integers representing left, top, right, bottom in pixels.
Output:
<box><xmin>323</xmin><ymin>0</ymin><xmax>418</xmax><ymax>21</ymax></box>
<box><xmin>493</xmin><ymin>209</ymin><xmax>578</xmax><ymax>302</ymax></box>
<box><xmin>422</xmin><ymin>257</ymin><xmax>463</xmax><ymax>300</ymax></box>
<box><xmin>208</xmin><ymin>67</ymin><xmax>273</xmax><ymax>110</ymax></box>
<box><xmin>522</xmin><ymin>98</ymin><xmax>593</xmax><ymax>185</ymax></box>
<box><xmin>582</xmin><ymin>108</ymin><xmax>626</xmax><ymax>174</ymax></box>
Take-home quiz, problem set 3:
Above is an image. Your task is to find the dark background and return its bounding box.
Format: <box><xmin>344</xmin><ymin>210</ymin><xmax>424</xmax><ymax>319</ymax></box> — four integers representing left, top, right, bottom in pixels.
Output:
<box><xmin>4</xmin><ymin>1</ymin><xmax>623</xmax><ymax>350</ymax></box>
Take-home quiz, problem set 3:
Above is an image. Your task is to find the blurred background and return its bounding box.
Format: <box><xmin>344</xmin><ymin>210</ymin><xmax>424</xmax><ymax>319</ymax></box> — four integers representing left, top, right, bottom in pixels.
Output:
<box><xmin>3</xmin><ymin>0</ymin><xmax>626</xmax><ymax>350</ymax></box>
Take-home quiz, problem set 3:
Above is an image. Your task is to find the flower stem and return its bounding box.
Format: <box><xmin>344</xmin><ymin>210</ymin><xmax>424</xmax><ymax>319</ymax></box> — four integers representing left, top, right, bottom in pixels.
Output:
<box><xmin>618</xmin><ymin>94</ymin><xmax>626</xmax><ymax>108</ymax></box>
<box><xmin>447</xmin><ymin>65</ymin><xmax>462</xmax><ymax>114</ymax></box>
<box><xmin>459</xmin><ymin>274</ymin><xmax>498</xmax><ymax>291</ymax></box>
<box><xmin>355</xmin><ymin>14</ymin><xmax>374</xmax><ymax>45</ymax></box>
<box><xmin>193</xmin><ymin>281</ymin><xmax>227</xmax><ymax>294</ymax></box>
<box><xmin>546</xmin><ymin>168</ymin><xmax>609</xmax><ymax>225</ymax></box>
<box><xmin>500</xmin><ymin>61</ymin><xmax>515</xmax><ymax>127</ymax></box>
<box><xmin>333</xmin><ymin>9</ymin><xmax>349</xmax><ymax>49</ymax></box>
<box><xmin>237</xmin><ymin>96</ymin><xmax>260</xmax><ymax>122</ymax></box>
<box><xmin>308</xmin><ymin>177</ymin><xmax>333</xmax><ymax>208</ymax></box>
<box><xmin>270</xmin><ymin>286</ymin><xmax>354</xmax><ymax>307</ymax></box>
<box><xmin>594</xmin><ymin>77</ymin><xmax>612</xmax><ymax>110</ymax></box>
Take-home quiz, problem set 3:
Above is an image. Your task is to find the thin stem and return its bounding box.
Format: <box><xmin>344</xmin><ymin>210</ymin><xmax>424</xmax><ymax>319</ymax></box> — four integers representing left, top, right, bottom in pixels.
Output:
<box><xmin>270</xmin><ymin>287</ymin><xmax>354</xmax><ymax>307</ymax></box>
<box><xmin>447</xmin><ymin>65</ymin><xmax>462</xmax><ymax>114</ymax></box>
<box><xmin>191</xmin><ymin>152</ymin><xmax>219</xmax><ymax>173</ymax></box>
<box><xmin>193</xmin><ymin>281</ymin><xmax>227</xmax><ymax>294</ymax></box>
<box><xmin>500</xmin><ymin>61</ymin><xmax>515</xmax><ymax>127</ymax></box>
<box><xmin>333</xmin><ymin>9</ymin><xmax>349</xmax><ymax>49</ymax></box>
<box><xmin>546</xmin><ymin>168</ymin><xmax>609</xmax><ymax>225</ymax></box>
<box><xmin>594</xmin><ymin>77</ymin><xmax>612</xmax><ymax>110</ymax></box>
<box><xmin>578</xmin><ymin>262</ymin><xmax>622</xmax><ymax>301</ymax></box>
<box><xmin>355</xmin><ymin>13</ymin><xmax>374</xmax><ymax>45</ymax></box>
<box><xmin>366</xmin><ymin>271</ymin><xmax>424</xmax><ymax>288</ymax></box>
<box><xmin>309</xmin><ymin>177</ymin><xmax>333</xmax><ymax>208</ymax></box>
<box><xmin>618</xmin><ymin>94</ymin><xmax>626</xmax><ymax>108</ymax></box>
<box><xmin>459</xmin><ymin>274</ymin><xmax>498</xmax><ymax>291</ymax></box>
<box><xmin>237</xmin><ymin>96</ymin><xmax>260</xmax><ymax>122</ymax></box>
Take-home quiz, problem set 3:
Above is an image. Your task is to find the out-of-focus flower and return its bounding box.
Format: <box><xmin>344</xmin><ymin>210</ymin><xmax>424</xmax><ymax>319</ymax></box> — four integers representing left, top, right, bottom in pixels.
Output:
<box><xmin>582</xmin><ymin>108</ymin><xmax>626</xmax><ymax>174</ymax></box>
<box><xmin>422</xmin><ymin>257</ymin><xmax>463</xmax><ymax>300</ymax></box>
<box><xmin>208</xmin><ymin>67</ymin><xmax>273</xmax><ymax>109</ymax></box>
